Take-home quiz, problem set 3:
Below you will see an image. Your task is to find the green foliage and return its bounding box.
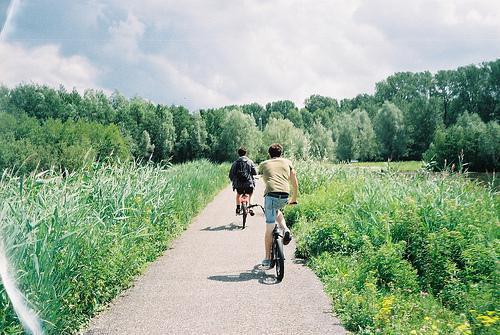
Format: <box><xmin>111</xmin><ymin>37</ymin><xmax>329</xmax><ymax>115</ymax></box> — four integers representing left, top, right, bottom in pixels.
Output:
<box><xmin>139</xmin><ymin>130</ymin><xmax>155</xmax><ymax>160</ymax></box>
<box><xmin>308</xmin><ymin>120</ymin><xmax>335</xmax><ymax>161</ymax></box>
<box><xmin>304</xmin><ymin>94</ymin><xmax>339</xmax><ymax>113</ymax></box>
<box><xmin>1</xmin><ymin>59</ymin><xmax>499</xmax><ymax>170</ymax></box>
<box><xmin>0</xmin><ymin>112</ymin><xmax>130</xmax><ymax>174</ymax></box>
<box><xmin>265</xmin><ymin>100</ymin><xmax>298</xmax><ymax>121</ymax></box>
<box><xmin>0</xmin><ymin>161</ymin><xmax>229</xmax><ymax>334</ymax></box>
<box><xmin>352</xmin><ymin>109</ymin><xmax>379</xmax><ymax>161</ymax></box>
<box><xmin>285</xmin><ymin>162</ymin><xmax>499</xmax><ymax>334</ymax></box>
<box><xmin>217</xmin><ymin>109</ymin><xmax>261</xmax><ymax>161</ymax></box>
<box><xmin>404</xmin><ymin>98</ymin><xmax>441</xmax><ymax>159</ymax></box>
<box><xmin>336</xmin><ymin>124</ymin><xmax>355</xmax><ymax>162</ymax></box>
<box><xmin>374</xmin><ymin>101</ymin><xmax>407</xmax><ymax>160</ymax></box>
<box><xmin>261</xmin><ymin>118</ymin><xmax>309</xmax><ymax>160</ymax></box>
<box><xmin>425</xmin><ymin>112</ymin><xmax>499</xmax><ymax>171</ymax></box>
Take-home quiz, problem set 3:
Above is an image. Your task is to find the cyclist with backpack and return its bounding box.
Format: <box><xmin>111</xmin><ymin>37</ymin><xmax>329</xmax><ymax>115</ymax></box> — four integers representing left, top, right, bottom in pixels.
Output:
<box><xmin>229</xmin><ymin>147</ymin><xmax>258</xmax><ymax>215</ymax></box>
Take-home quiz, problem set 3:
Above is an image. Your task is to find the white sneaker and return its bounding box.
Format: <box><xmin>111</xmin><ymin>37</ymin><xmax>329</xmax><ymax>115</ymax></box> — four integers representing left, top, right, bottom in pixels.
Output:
<box><xmin>261</xmin><ymin>259</ymin><xmax>271</xmax><ymax>267</ymax></box>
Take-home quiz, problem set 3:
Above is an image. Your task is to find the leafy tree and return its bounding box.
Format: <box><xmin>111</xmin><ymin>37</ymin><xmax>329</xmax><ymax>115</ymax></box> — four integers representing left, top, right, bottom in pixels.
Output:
<box><xmin>142</xmin><ymin>105</ymin><xmax>175</xmax><ymax>162</ymax></box>
<box><xmin>188</xmin><ymin>114</ymin><xmax>208</xmax><ymax>160</ymax></box>
<box><xmin>479</xmin><ymin>121</ymin><xmax>500</xmax><ymax>170</ymax></box>
<box><xmin>299</xmin><ymin>108</ymin><xmax>315</xmax><ymax>130</ymax></box>
<box><xmin>200</xmin><ymin>107</ymin><xmax>229</xmax><ymax>161</ymax></box>
<box><xmin>375</xmin><ymin>71</ymin><xmax>433</xmax><ymax>104</ymax></box>
<box><xmin>336</xmin><ymin>119</ymin><xmax>355</xmax><ymax>162</ymax></box>
<box><xmin>339</xmin><ymin>94</ymin><xmax>379</xmax><ymax>119</ymax></box>
<box><xmin>425</xmin><ymin>113</ymin><xmax>499</xmax><ymax>171</ymax></box>
<box><xmin>78</xmin><ymin>89</ymin><xmax>115</xmax><ymax>124</ymax></box>
<box><xmin>404</xmin><ymin>98</ymin><xmax>441</xmax><ymax>159</ymax></box>
<box><xmin>265</xmin><ymin>100</ymin><xmax>297</xmax><ymax>124</ymax></box>
<box><xmin>351</xmin><ymin>109</ymin><xmax>379</xmax><ymax>161</ymax></box>
<box><xmin>286</xmin><ymin>108</ymin><xmax>304</xmax><ymax>129</ymax></box>
<box><xmin>139</xmin><ymin>130</ymin><xmax>155</xmax><ymax>160</ymax></box>
<box><xmin>9</xmin><ymin>84</ymin><xmax>65</xmax><ymax>120</ymax></box>
<box><xmin>171</xmin><ymin>108</ymin><xmax>208</xmax><ymax>162</ymax></box>
<box><xmin>304</xmin><ymin>94</ymin><xmax>338</xmax><ymax>113</ymax></box>
<box><xmin>487</xmin><ymin>59</ymin><xmax>500</xmax><ymax>121</ymax></box>
<box><xmin>314</xmin><ymin>107</ymin><xmax>338</xmax><ymax>130</ymax></box>
<box><xmin>217</xmin><ymin>109</ymin><xmax>261</xmax><ymax>162</ymax></box>
<box><xmin>434</xmin><ymin>69</ymin><xmax>455</xmax><ymax>126</ymax></box>
<box><xmin>241</xmin><ymin>103</ymin><xmax>265</xmax><ymax>130</ymax></box>
<box><xmin>374</xmin><ymin>101</ymin><xmax>407</xmax><ymax>160</ymax></box>
<box><xmin>262</xmin><ymin>118</ymin><xmax>309</xmax><ymax>160</ymax></box>
<box><xmin>308</xmin><ymin>120</ymin><xmax>335</xmax><ymax>161</ymax></box>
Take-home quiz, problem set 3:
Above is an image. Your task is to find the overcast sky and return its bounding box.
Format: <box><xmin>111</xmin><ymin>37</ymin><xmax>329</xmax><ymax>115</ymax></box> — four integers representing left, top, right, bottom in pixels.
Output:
<box><xmin>0</xmin><ymin>0</ymin><xmax>499</xmax><ymax>110</ymax></box>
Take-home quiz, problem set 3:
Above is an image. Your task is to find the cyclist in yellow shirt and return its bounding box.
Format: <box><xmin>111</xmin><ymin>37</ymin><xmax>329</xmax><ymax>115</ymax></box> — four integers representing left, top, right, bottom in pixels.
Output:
<box><xmin>258</xmin><ymin>143</ymin><xmax>298</xmax><ymax>267</ymax></box>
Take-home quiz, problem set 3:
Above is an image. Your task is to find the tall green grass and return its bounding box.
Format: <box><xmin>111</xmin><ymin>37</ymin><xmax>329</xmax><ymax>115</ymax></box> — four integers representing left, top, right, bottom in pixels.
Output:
<box><xmin>346</xmin><ymin>160</ymin><xmax>423</xmax><ymax>172</ymax></box>
<box><xmin>287</xmin><ymin>162</ymin><xmax>499</xmax><ymax>334</ymax></box>
<box><xmin>0</xmin><ymin>161</ymin><xmax>229</xmax><ymax>334</ymax></box>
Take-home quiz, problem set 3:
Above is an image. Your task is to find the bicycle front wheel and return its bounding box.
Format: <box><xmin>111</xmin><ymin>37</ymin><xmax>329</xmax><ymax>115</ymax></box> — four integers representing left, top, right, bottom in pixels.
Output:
<box><xmin>273</xmin><ymin>238</ymin><xmax>285</xmax><ymax>281</ymax></box>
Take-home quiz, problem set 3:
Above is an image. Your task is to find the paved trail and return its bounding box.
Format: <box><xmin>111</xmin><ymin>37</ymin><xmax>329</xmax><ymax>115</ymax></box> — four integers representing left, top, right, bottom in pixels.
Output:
<box><xmin>85</xmin><ymin>180</ymin><xmax>347</xmax><ymax>335</ymax></box>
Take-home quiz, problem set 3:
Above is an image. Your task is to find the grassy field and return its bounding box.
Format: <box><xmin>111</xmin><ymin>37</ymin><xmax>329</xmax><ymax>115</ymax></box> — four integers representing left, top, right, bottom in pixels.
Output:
<box><xmin>0</xmin><ymin>161</ymin><xmax>229</xmax><ymax>334</ymax></box>
<box><xmin>286</xmin><ymin>162</ymin><xmax>499</xmax><ymax>335</ymax></box>
<box><xmin>340</xmin><ymin>160</ymin><xmax>424</xmax><ymax>172</ymax></box>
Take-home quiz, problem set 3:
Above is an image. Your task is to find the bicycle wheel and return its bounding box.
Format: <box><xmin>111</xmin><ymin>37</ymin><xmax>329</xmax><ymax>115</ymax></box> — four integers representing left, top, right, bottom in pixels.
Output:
<box><xmin>273</xmin><ymin>237</ymin><xmax>285</xmax><ymax>281</ymax></box>
<box><xmin>241</xmin><ymin>202</ymin><xmax>248</xmax><ymax>229</ymax></box>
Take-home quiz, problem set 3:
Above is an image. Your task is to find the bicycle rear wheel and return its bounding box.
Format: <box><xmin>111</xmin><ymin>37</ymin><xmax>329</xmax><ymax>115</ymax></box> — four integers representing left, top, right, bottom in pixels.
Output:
<box><xmin>273</xmin><ymin>237</ymin><xmax>285</xmax><ymax>281</ymax></box>
<box><xmin>241</xmin><ymin>202</ymin><xmax>248</xmax><ymax>229</ymax></box>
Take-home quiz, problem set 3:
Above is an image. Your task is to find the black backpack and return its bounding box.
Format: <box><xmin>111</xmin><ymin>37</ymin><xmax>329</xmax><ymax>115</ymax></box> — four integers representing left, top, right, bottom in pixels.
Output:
<box><xmin>235</xmin><ymin>160</ymin><xmax>252</xmax><ymax>183</ymax></box>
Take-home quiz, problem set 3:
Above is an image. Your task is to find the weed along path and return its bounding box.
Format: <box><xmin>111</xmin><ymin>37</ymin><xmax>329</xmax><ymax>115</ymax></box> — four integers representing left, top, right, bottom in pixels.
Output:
<box><xmin>84</xmin><ymin>180</ymin><xmax>346</xmax><ymax>335</ymax></box>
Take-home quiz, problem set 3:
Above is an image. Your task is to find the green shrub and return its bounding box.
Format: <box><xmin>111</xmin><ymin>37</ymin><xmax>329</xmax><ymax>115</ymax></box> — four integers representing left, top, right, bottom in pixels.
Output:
<box><xmin>364</xmin><ymin>242</ymin><xmax>420</xmax><ymax>293</ymax></box>
<box><xmin>285</xmin><ymin>161</ymin><xmax>498</xmax><ymax>334</ymax></box>
<box><xmin>424</xmin><ymin>113</ymin><xmax>499</xmax><ymax>172</ymax></box>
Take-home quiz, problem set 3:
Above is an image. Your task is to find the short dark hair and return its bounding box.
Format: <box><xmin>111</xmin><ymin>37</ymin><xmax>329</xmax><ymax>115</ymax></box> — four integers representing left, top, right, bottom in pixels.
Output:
<box><xmin>238</xmin><ymin>147</ymin><xmax>247</xmax><ymax>157</ymax></box>
<box><xmin>268</xmin><ymin>143</ymin><xmax>283</xmax><ymax>158</ymax></box>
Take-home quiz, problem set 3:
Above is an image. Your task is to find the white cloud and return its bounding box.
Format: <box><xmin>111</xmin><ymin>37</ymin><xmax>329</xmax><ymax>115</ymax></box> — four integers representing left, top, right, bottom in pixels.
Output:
<box><xmin>0</xmin><ymin>42</ymin><xmax>101</xmax><ymax>92</ymax></box>
<box><xmin>106</xmin><ymin>13</ymin><xmax>145</xmax><ymax>60</ymax></box>
<box><xmin>98</xmin><ymin>0</ymin><xmax>392</xmax><ymax>107</ymax></box>
<box><xmin>147</xmin><ymin>54</ymin><xmax>232</xmax><ymax>107</ymax></box>
<box><xmin>1</xmin><ymin>0</ymin><xmax>499</xmax><ymax>109</ymax></box>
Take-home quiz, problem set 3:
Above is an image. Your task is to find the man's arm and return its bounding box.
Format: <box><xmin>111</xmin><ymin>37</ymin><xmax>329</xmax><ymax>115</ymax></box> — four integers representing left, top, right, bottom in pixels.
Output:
<box><xmin>229</xmin><ymin>162</ymin><xmax>235</xmax><ymax>181</ymax></box>
<box><xmin>251</xmin><ymin>162</ymin><xmax>257</xmax><ymax>176</ymax></box>
<box><xmin>289</xmin><ymin>168</ymin><xmax>299</xmax><ymax>203</ymax></box>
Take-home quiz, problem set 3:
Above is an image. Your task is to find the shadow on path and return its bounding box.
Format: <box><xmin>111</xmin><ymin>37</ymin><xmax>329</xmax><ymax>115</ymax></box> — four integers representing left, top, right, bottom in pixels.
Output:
<box><xmin>201</xmin><ymin>222</ymin><xmax>242</xmax><ymax>231</ymax></box>
<box><xmin>208</xmin><ymin>265</ymin><xmax>281</xmax><ymax>285</ymax></box>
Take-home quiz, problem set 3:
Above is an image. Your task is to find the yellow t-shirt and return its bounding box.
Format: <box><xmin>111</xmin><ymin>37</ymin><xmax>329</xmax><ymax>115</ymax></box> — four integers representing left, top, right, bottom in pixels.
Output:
<box><xmin>258</xmin><ymin>158</ymin><xmax>294</xmax><ymax>195</ymax></box>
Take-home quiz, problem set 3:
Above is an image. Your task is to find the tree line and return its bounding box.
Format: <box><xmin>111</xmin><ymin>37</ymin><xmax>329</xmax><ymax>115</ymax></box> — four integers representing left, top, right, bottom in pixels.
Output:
<box><xmin>0</xmin><ymin>59</ymin><xmax>498</xmax><ymax>173</ymax></box>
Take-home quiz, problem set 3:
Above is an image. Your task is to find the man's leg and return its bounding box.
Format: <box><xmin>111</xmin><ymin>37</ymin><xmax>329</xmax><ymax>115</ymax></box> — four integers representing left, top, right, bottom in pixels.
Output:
<box><xmin>263</xmin><ymin>196</ymin><xmax>276</xmax><ymax>263</ymax></box>
<box><xmin>235</xmin><ymin>191</ymin><xmax>241</xmax><ymax>214</ymax></box>
<box><xmin>265</xmin><ymin>223</ymin><xmax>274</xmax><ymax>259</ymax></box>
<box><xmin>276</xmin><ymin>207</ymin><xmax>292</xmax><ymax>245</ymax></box>
<box><xmin>276</xmin><ymin>210</ymin><xmax>289</xmax><ymax>233</ymax></box>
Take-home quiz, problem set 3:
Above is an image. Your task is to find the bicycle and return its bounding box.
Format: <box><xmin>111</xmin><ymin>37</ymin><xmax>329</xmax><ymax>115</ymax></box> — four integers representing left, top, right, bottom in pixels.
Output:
<box><xmin>268</xmin><ymin>201</ymin><xmax>296</xmax><ymax>282</ymax></box>
<box><xmin>237</xmin><ymin>192</ymin><xmax>263</xmax><ymax>229</ymax></box>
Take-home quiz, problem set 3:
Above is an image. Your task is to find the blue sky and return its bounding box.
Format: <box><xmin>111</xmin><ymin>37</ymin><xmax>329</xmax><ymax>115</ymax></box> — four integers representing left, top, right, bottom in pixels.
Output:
<box><xmin>1</xmin><ymin>0</ymin><xmax>499</xmax><ymax>110</ymax></box>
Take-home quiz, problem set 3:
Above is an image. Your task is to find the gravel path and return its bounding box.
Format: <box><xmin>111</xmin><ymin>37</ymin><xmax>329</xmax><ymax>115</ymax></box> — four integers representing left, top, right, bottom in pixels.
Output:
<box><xmin>84</xmin><ymin>180</ymin><xmax>347</xmax><ymax>335</ymax></box>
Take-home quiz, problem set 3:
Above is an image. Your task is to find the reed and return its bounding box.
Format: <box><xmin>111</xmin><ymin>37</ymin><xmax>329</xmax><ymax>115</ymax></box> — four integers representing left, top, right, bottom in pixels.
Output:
<box><xmin>0</xmin><ymin>160</ymin><xmax>229</xmax><ymax>334</ymax></box>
